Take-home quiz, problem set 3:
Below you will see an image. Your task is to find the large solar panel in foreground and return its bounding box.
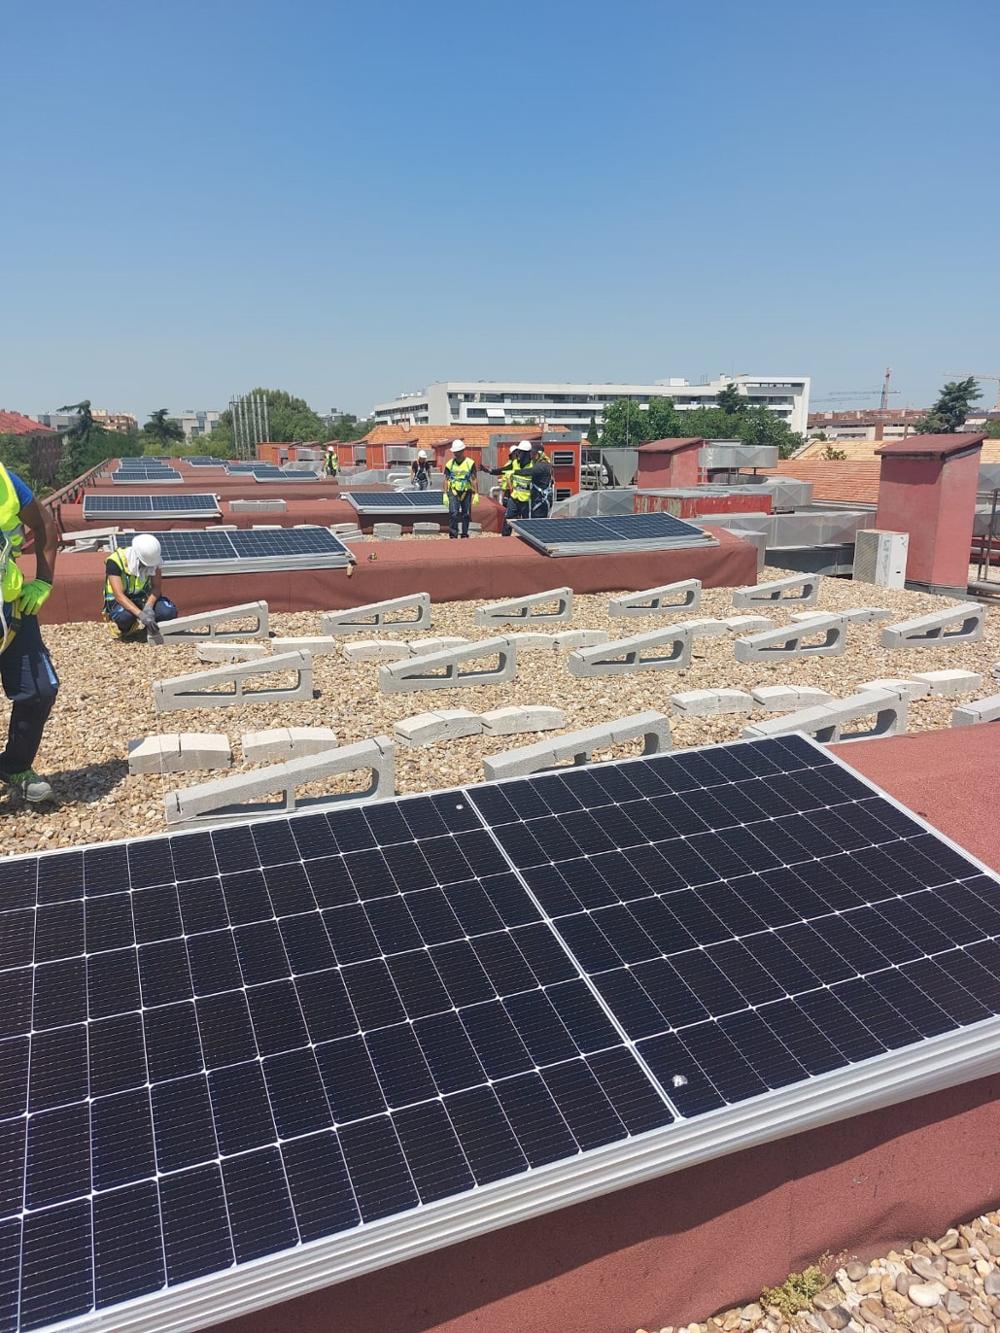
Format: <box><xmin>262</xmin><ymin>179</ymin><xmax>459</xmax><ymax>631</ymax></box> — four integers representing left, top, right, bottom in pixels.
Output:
<box><xmin>3</xmin><ymin>735</ymin><xmax>1000</xmax><ymax>1332</ymax></box>
<box><xmin>82</xmin><ymin>495</ymin><xmax>221</xmax><ymax>521</ymax></box>
<box><xmin>512</xmin><ymin>512</ymin><xmax>716</xmax><ymax>556</ymax></box>
<box><xmin>110</xmin><ymin>527</ymin><xmax>352</xmax><ymax>574</ymax></box>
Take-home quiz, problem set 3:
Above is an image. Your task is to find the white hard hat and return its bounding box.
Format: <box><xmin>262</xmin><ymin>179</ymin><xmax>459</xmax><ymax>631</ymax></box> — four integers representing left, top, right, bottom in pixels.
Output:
<box><xmin>418</xmin><ymin>449</ymin><xmax>428</xmax><ymax>458</ymax></box>
<box><xmin>132</xmin><ymin>534</ymin><xmax>162</xmax><ymax>569</ymax></box>
<box><xmin>450</xmin><ymin>439</ymin><xmax>465</xmax><ymax>453</ymax></box>
<box><xmin>517</xmin><ymin>440</ymin><xmax>533</xmax><ymax>452</ymax></box>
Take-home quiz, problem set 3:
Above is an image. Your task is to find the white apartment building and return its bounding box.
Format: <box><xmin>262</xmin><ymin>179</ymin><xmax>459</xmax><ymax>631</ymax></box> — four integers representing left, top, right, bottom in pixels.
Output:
<box><xmin>372</xmin><ymin>375</ymin><xmax>811</xmax><ymax>436</ymax></box>
<box><xmin>171</xmin><ymin>410</ymin><xmax>223</xmax><ymax>441</ymax></box>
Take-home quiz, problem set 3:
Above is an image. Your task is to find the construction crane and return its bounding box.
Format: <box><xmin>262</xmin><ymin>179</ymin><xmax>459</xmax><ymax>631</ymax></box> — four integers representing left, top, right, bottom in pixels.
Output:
<box><xmin>814</xmin><ymin>368</ymin><xmax>900</xmax><ymax>408</ymax></box>
<box><xmin>946</xmin><ymin>373</ymin><xmax>1000</xmax><ymax>410</ymax></box>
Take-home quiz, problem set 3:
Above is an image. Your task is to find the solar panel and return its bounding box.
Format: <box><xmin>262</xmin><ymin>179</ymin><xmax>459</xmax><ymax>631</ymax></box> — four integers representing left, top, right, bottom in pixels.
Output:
<box><xmin>344</xmin><ymin>492</ymin><xmax>445</xmax><ymax>513</ymax></box>
<box><xmin>82</xmin><ymin>496</ymin><xmax>221</xmax><ymax>522</ymax></box>
<box><xmin>111</xmin><ymin>468</ymin><xmax>182</xmax><ymax>486</ymax></box>
<box><xmin>511</xmin><ymin>513</ymin><xmax>716</xmax><ymax>557</ymax></box>
<box><xmin>111</xmin><ymin>527</ymin><xmax>352</xmax><ymax>574</ymax></box>
<box><xmin>2</xmin><ymin>736</ymin><xmax>1000</xmax><ymax>1332</ymax></box>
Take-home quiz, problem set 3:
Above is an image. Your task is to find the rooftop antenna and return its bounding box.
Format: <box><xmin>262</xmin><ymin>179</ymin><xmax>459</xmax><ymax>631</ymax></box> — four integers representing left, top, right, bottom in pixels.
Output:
<box><xmin>879</xmin><ymin>367</ymin><xmax>892</xmax><ymax>411</ymax></box>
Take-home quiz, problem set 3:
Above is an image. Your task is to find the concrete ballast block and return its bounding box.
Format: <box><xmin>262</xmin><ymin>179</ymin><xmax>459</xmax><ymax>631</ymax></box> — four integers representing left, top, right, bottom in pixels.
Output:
<box><xmin>681</xmin><ymin>618</ymin><xmax>729</xmax><ymax>638</ymax></box>
<box><xmin>413</xmin><ymin>522</ymin><xmax>440</xmax><ymax>536</ymax></box>
<box><xmin>270</xmin><ymin>636</ymin><xmax>340</xmax><ymax>656</ymax></box>
<box><xmin>157</xmin><ymin>601</ymin><xmax>269</xmax><ymax>642</ymax></box>
<box><xmin>474</xmin><ymin>587</ymin><xmax>573</xmax><ymax>626</ymax></box>
<box><xmin>723</xmin><ymin>616</ymin><xmax>775</xmax><ymax>633</ymax></box>
<box><xmin>230</xmin><ymin>499</ymin><xmax>287</xmax><ymax>513</ymax></box>
<box><xmin>910</xmin><ymin>669</ymin><xmax>984</xmax><ymax>697</ymax></box>
<box><xmin>153</xmin><ymin>651</ymin><xmax>313</xmax><ymax>712</ymax></box>
<box><xmin>164</xmin><ymin>737</ymin><xmax>395</xmax><ymax>828</ymax></box>
<box><xmin>321</xmin><ymin>593</ymin><xmax>432</xmax><ymax>636</ymax></box>
<box><xmin>380</xmin><ymin>638</ymin><xmax>516</xmax><ymax>694</ymax></box>
<box><xmin>608</xmin><ymin>579</ymin><xmax>702</xmax><ymax>617</ymax></box>
<box><xmin>671</xmin><ymin>689</ymin><xmax>754</xmax><ymax>716</ymax></box>
<box><xmin>407</xmin><ymin>637</ymin><xmax>469</xmax><ymax>653</ymax></box>
<box><xmin>734</xmin><ymin>615</ymin><xmax>847</xmax><ymax>662</ymax></box>
<box><xmin>857</xmin><ymin>677</ymin><xmax>932</xmax><ymax>700</ymax></box>
<box><xmin>951</xmin><ymin>693</ymin><xmax>1000</xmax><ymax>726</ymax></box>
<box><xmin>742</xmin><ymin>688</ymin><xmax>907</xmax><ymax>744</ymax></box>
<box><xmin>373</xmin><ymin>522</ymin><xmax>402</xmax><ymax>540</ymax></box>
<box><xmin>567</xmin><ymin>626</ymin><xmax>692</xmax><ymax>678</ymax></box>
<box><xmin>880</xmin><ymin>602</ymin><xmax>985</xmax><ymax>649</ymax></box>
<box><xmin>394</xmin><ymin>710</ymin><xmax>483</xmax><ymax>746</ymax></box>
<box><xmin>480</xmin><ymin>706</ymin><xmax>566</xmax><ymax>735</ymax></box>
<box><xmin>551</xmin><ymin>630</ymin><xmax>610</xmax><ymax>651</ymax></box>
<box><xmin>128</xmin><ymin>733</ymin><xmax>232</xmax><ymax>774</ymax></box>
<box><xmin>483</xmin><ymin>710</ymin><xmax>671</xmax><ymax>781</ymax></box>
<box><xmin>341</xmin><ymin>640</ymin><xmax>412</xmax><ymax>662</ymax></box>
<box><xmin>196</xmin><ymin>642</ymin><xmax>270</xmax><ymax>664</ymax></box>
<box><xmin>751</xmin><ymin>685</ymin><xmax>834</xmax><ymax>711</ymax></box>
<box><xmin>732</xmin><ymin>574</ymin><xmax>822</xmax><ymax>609</ymax></box>
<box><xmin>242</xmin><ymin>727</ymin><xmax>339</xmax><ymax>762</ymax></box>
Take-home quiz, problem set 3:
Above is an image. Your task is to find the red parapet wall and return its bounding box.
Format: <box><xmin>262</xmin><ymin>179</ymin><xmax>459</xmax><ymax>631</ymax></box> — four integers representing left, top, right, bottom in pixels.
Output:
<box><xmin>634</xmin><ymin>492</ymin><xmax>772</xmax><ymax>518</ymax></box>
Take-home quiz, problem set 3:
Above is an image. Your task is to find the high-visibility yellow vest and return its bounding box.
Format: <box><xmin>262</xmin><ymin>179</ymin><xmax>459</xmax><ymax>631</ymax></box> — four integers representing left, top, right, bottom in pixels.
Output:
<box><xmin>0</xmin><ymin>464</ymin><xmax>25</xmax><ymax>606</ymax></box>
<box><xmin>325</xmin><ymin>454</ymin><xmax>338</xmax><ymax>474</ymax></box>
<box><xmin>507</xmin><ymin>457</ymin><xmax>534</xmax><ymax>503</ymax></box>
<box><xmin>444</xmin><ymin>456</ymin><xmax>475</xmax><ymax>495</ymax></box>
<box><xmin>104</xmin><ymin>547</ymin><xmax>151</xmax><ymax>606</ymax></box>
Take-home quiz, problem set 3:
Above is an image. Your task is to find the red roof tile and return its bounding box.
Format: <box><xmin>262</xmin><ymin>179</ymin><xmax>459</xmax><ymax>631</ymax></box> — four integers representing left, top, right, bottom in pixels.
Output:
<box><xmin>742</xmin><ymin>459</ymin><xmax>881</xmax><ymax>505</ymax></box>
<box><xmin>0</xmin><ymin>411</ymin><xmax>54</xmax><ymax>435</ymax></box>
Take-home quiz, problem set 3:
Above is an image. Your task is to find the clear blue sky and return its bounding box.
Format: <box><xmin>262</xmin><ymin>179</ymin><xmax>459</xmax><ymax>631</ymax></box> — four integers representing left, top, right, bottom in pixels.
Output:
<box><xmin>3</xmin><ymin>0</ymin><xmax>998</xmax><ymax>421</ymax></box>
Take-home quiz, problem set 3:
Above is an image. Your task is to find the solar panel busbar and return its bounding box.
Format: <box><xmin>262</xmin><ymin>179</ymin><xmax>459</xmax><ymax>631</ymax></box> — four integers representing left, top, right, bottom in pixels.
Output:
<box><xmin>3</xmin><ymin>734</ymin><xmax>1000</xmax><ymax>1333</ymax></box>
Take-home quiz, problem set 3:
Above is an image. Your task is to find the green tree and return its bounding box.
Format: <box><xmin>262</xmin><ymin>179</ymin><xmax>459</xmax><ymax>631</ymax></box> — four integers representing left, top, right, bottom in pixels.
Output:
<box><xmin>820</xmin><ymin>444</ymin><xmax>848</xmax><ymax>460</ymax></box>
<box><xmin>716</xmin><ymin>381</ymin><xmax>745</xmax><ymax>415</ymax></box>
<box><xmin>324</xmin><ymin>413</ymin><xmax>369</xmax><ymax>442</ymax></box>
<box><xmin>586</xmin><ymin>416</ymin><xmax>599</xmax><ymax>445</ymax></box>
<box><xmin>984</xmin><ymin>417</ymin><xmax>1000</xmax><ymax>438</ymax></box>
<box><xmin>599</xmin><ymin>396</ymin><xmax>802</xmax><ymax>459</ymax></box>
<box><xmin>916</xmin><ymin>377</ymin><xmax>983</xmax><ymax>433</ymax></box>
<box><xmin>203</xmin><ymin>388</ymin><xmax>327</xmax><ymax>455</ymax></box>
<box><xmin>142</xmin><ymin>409</ymin><xmax>185</xmax><ymax>449</ymax></box>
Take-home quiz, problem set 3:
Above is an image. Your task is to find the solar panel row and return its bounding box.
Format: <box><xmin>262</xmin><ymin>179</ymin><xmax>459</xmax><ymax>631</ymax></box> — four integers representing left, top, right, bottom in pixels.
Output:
<box><xmin>110</xmin><ymin>528</ymin><xmax>352</xmax><ymax>574</ymax></box>
<box><xmin>1</xmin><ymin>736</ymin><xmax>998</xmax><ymax>1333</ymax></box>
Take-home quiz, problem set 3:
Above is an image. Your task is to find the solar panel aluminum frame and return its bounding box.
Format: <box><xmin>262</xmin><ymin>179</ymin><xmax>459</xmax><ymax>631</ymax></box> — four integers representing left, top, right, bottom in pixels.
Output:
<box><xmin>82</xmin><ymin>496</ymin><xmax>222</xmax><ymax>522</ymax></box>
<box><xmin>343</xmin><ymin>492</ymin><xmax>445</xmax><ymax>514</ymax></box>
<box><xmin>9</xmin><ymin>733</ymin><xmax>1000</xmax><ymax>1333</ymax></box>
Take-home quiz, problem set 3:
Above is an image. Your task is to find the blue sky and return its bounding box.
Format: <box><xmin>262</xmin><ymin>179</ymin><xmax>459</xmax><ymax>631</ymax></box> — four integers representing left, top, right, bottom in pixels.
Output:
<box><xmin>3</xmin><ymin>0</ymin><xmax>998</xmax><ymax>421</ymax></box>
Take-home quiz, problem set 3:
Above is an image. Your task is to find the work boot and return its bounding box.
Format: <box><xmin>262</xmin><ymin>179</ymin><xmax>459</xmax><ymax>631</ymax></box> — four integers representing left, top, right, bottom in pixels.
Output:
<box><xmin>0</xmin><ymin>768</ymin><xmax>54</xmax><ymax>803</ymax></box>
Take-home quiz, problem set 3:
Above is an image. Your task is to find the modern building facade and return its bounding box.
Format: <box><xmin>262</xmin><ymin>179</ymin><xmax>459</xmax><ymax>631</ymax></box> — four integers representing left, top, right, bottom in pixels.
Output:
<box><xmin>170</xmin><ymin>409</ymin><xmax>223</xmax><ymax>441</ymax></box>
<box><xmin>372</xmin><ymin>375</ymin><xmax>810</xmax><ymax>435</ymax></box>
<box><xmin>805</xmin><ymin>408</ymin><xmax>926</xmax><ymax>443</ymax></box>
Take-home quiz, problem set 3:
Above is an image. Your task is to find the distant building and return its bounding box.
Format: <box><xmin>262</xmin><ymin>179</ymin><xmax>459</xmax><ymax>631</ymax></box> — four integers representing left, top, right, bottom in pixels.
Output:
<box><xmin>169</xmin><ymin>410</ymin><xmax>223</xmax><ymax>442</ymax></box>
<box><xmin>372</xmin><ymin>375</ymin><xmax>811</xmax><ymax>435</ymax></box>
<box><xmin>805</xmin><ymin>408</ymin><xmax>926</xmax><ymax>443</ymax></box>
<box><xmin>36</xmin><ymin>408</ymin><xmax>137</xmax><ymax>434</ymax></box>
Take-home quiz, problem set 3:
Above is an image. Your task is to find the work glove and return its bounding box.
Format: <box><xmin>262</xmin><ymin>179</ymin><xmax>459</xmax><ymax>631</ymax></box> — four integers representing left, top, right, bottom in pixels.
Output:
<box><xmin>138</xmin><ymin>607</ymin><xmax>159</xmax><ymax>632</ymax></box>
<box><xmin>471</xmin><ymin>492</ymin><xmax>480</xmax><ymax>506</ymax></box>
<box><xmin>441</xmin><ymin>492</ymin><xmax>449</xmax><ymax>507</ymax></box>
<box><xmin>18</xmin><ymin>580</ymin><xmax>52</xmax><ymax>615</ymax></box>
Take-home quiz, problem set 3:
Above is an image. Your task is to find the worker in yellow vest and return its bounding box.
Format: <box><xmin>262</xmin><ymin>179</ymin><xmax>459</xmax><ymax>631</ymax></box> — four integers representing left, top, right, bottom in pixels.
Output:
<box><xmin>498</xmin><ymin>441</ymin><xmax>534</xmax><ymax>535</ymax></box>
<box><xmin>103</xmin><ymin>534</ymin><xmax>178</xmax><ymax>640</ymax></box>
<box><xmin>442</xmin><ymin>440</ymin><xmax>477</xmax><ymax>539</ymax></box>
<box><xmin>324</xmin><ymin>447</ymin><xmax>339</xmax><ymax>478</ymax></box>
<box><xmin>0</xmin><ymin>462</ymin><xmax>60</xmax><ymax>802</ymax></box>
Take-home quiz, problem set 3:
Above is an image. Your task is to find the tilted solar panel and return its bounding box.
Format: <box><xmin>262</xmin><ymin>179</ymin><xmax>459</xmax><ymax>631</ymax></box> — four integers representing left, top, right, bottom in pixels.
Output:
<box><xmin>110</xmin><ymin>528</ymin><xmax>352</xmax><ymax>574</ymax></box>
<box><xmin>1</xmin><ymin>736</ymin><xmax>1000</xmax><ymax>1331</ymax></box>
<box><xmin>83</xmin><ymin>495</ymin><xmax>221</xmax><ymax>520</ymax></box>
<box><xmin>344</xmin><ymin>492</ymin><xmax>445</xmax><ymax>512</ymax></box>
<box><xmin>514</xmin><ymin>513</ymin><xmax>708</xmax><ymax>545</ymax></box>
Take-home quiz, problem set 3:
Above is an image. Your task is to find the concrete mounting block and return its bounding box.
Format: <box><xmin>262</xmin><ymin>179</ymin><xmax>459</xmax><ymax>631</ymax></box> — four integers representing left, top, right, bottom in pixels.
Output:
<box><xmin>910</xmin><ymin>669</ymin><xmax>984</xmax><ymax>697</ymax></box>
<box><xmin>480</xmin><ymin>706</ymin><xmax>566</xmax><ymax>735</ymax></box>
<box><xmin>320</xmin><ymin>593</ymin><xmax>432</xmax><ymax>636</ymax></box>
<box><xmin>483</xmin><ymin>710</ymin><xmax>671</xmax><ymax>781</ymax></box>
<box><xmin>732</xmin><ymin>574</ymin><xmax>822</xmax><ymax>609</ymax></box>
<box><xmin>242</xmin><ymin>726</ymin><xmax>339</xmax><ymax>762</ymax></box>
<box><xmin>743</xmin><ymin>687</ymin><xmax>907</xmax><ymax>744</ymax></box>
<box><xmin>164</xmin><ymin>736</ymin><xmax>395</xmax><ymax>828</ymax></box>
<box><xmin>750</xmin><ymin>685</ymin><xmax>834</xmax><ymax>712</ymax></box>
<box><xmin>880</xmin><ymin>602</ymin><xmax>985</xmax><ymax>649</ymax></box>
<box><xmin>734</xmin><ymin>615</ymin><xmax>847</xmax><ymax>662</ymax></box>
<box><xmin>394</xmin><ymin>710</ymin><xmax>483</xmax><ymax>745</ymax></box>
<box><xmin>474</xmin><ymin>587</ymin><xmax>573</xmax><ymax>626</ymax></box>
<box><xmin>951</xmin><ymin>693</ymin><xmax>1000</xmax><ymax>726</ymax></box>
<box><xmin>856</xmin><ymin>677</ymin><xmax>932</xmax><ymax>700</ymax></box>
<box><xmin>567</xmin><ymin>625</ymin><xmax>692</xmax><ymax>678</ymax></box>
<box><xmin>153</xmin><ymin>651</ymin><xmax>313</xmax><ymax>712</ymax></box>
<box><xmin>551</xmin><ymin>630</ymin><xmax>610</xmax><ymax>651</ymax></box>
<box><xmin>341</xmin><ymin>641</ymin><xmax>412</xmax><ymax>662</ymax></box>
<box><xmin>157</xmin><ymin>601</ymin><xmax>270</xmax><ymax>642</ymax></box>
<box><xmin>270</xmin><ymin>636</ymin><xmax>340</xmax><ymax>656</ymax></box>
<box><xmin>379</xmin><ymin>637</ymin><xmax>516</xmax><ymax>694</ymax></box>
<box><xmin>128</xmin><ymin>732</ymin><xmax>232</xmax><ymax>775</ymax></box>
<box><xmin>671</xmin><ymin>689</ymin><xmax>754</xmax><ymax>716</ymax></box>
<box><xmin>196</xmin><ymin>642</ymin><xmax>271</xmax><ymax>664</ymax></box>
<box><xmin>608</xmin><ymin>579</ymin><xmax>702</xmax><ymax>617</ymax></box>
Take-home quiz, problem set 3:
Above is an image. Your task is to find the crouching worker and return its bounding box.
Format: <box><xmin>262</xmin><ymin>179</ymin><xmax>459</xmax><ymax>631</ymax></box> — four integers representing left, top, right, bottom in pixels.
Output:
<box><xmin>103</xmin><ymin>534</ymin><xmax>178</xmax><ymax>639</ymax></box>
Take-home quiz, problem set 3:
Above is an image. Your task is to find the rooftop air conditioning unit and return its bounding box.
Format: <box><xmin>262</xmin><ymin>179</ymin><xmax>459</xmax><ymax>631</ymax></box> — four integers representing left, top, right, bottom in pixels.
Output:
<box><xmin>853</xmin><ymin>529</ymin><xmax>908</xmax><ymax>589</ymax></box>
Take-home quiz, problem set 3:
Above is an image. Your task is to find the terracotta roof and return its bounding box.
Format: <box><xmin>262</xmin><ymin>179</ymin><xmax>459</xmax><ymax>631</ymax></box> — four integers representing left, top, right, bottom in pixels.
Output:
<box><xmin>0</xmin><ymin>411</ymin><xmax>55</xmax><ymax>435</ymax></box>
<box><xmin>799</xmin><ymin>436</ymin><xmax>1000</xmax><ymax>463</ymax></box>
<box><xmin>637</xmin><ymin>437</ymin><xmax>705</xmax><ymax>454</ymax></box>
<box><xmin>361</xmin><ymin>424</ymin><xmax>569</xmax><ymax>448</ymax></box>
<box><xmin>742</xmin><ymin>459</ymin><xmax>881</xmax><ymax>506</ymax></box>
<box><xmin>875</xmin><ymin>432</ymin><xmax>985</xmax><ymax>459</ymax></box>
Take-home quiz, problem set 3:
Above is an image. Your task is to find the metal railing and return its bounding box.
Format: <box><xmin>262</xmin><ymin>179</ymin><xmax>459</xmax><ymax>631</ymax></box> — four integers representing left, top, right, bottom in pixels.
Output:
<box><xmin>972</xmin><ymin>488</ymin><xmax>1000</xmax><ymax>593</ymax></box>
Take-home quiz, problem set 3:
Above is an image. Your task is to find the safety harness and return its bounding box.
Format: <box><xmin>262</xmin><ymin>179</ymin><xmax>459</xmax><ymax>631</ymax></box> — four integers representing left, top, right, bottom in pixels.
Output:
<box><xmin>0</xmin><ymin>465</ymin><xmax>25</xmax><ymax>654</ymax></box>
